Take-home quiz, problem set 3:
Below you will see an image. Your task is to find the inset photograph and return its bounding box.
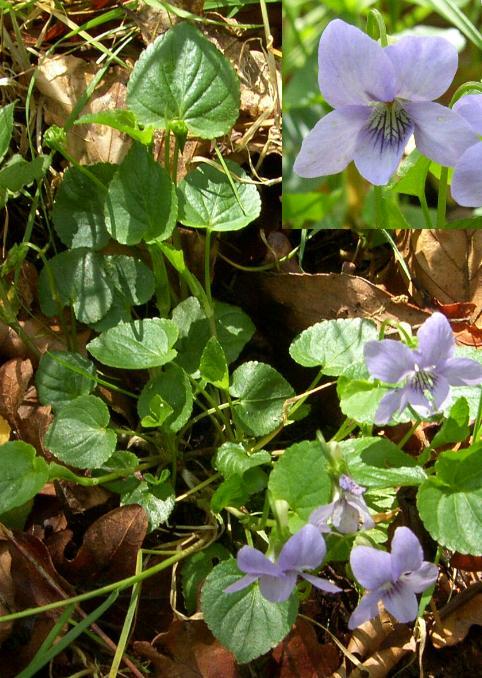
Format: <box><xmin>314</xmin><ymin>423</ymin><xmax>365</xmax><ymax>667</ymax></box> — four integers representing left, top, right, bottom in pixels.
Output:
<box><xmin>283</xmin><ymin>0</ymin><xmax>482</xmax><ymax>230</ymax></box>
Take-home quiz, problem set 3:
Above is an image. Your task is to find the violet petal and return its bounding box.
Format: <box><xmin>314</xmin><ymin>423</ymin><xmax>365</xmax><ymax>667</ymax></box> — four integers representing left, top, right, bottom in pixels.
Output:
<box><xmin>401</xmin><ymin>562</ymin><xmax>438</xmax><ymax>594</ymax></box>
<box><xmin>364</xmin><ymin>339</ymin><xmax>416</xmax><ymax>383</ymax></box>
<box><xmin>348</xmin><ymin>590</ymin><xmax>382</xmax><ymax>629</ymax></box>
<box><xmin>278</xmin><ymin>524</ymin><xmax>326</xmax><ymax>572</ymax></box>
<box><xmin>405</xmin><ymin>101</ymin><xmax>476</xmax><ymax>167</ymax></box>
<box><xmin>382</xmin><ymin>585</ymin><xmax>419</xmax><ymax>623</ymax></box>
<box><xmin>390</xmin><ymin>527</ymin><xmax>424</xmax><ymax>580</ymax></box>
<box><xmin>437</xmin><ymin>356</ymin><xmax>482</xmax><ymax>386</ymax></box>
<box><xmin>258</xmin><ymin>572</ymin><xmax>297</xmax><ymax>603</ymax></box>
<box><xmin>415</xmin><ymin>312</ymin><xmax>454</xmax><ymax>366</ymax></box>
<box><xmin>224</xmin><ymin>574</ymin><xmax>258</xmax><ymax>594</ymax></box>
<box><xmin>454</xmin><ymin>94</ymin><xmax>482</xmax><ymax>135</ymax></box>
<box><xmin>293</xmin><ymin>106</ymin><xmax>370</xmax><ymax>178</ymax></box>
<box><xmin>301</xmin><ymin>572</ymin><xmax>342</xmax><ymax>593</ymax></box>
<box><xmin>353</xmin><ymin>116</ymin><xmax>413</xmax><ymax>185</ymax></box>
<box><xmin>350</xmin><ymin>546</ymin><xmax>392</xmax><ymax>589</ymax></box>
<box><xmin>317</xmin><ymin>19</ymin><xmax>396</xmax><ymax>108</ymax></box>
<box><xmin>385</xmin><ymin>36</ymin><xmax>457</xmax><ymax>102</ymax></box>
<box><xmin>237</xmin><ymin>546</ymin><xmax>282</xmax><ymax>577</ymax></box>
<box><xmin>451</xmin><ymin>141</ymin><xmax>482</xmax><ymax>208</ymax></box>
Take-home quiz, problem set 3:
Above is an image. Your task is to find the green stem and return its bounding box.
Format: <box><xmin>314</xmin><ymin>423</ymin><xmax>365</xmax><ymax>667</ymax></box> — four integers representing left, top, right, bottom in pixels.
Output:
<box><xmin>373</xmin><ymin>185</ymin><xmax>386</xmax><ymax>229</ymax></box>
<box><xmin>471</xmin><ymin>388</ymin><xmax>482</xmax><ymax>443</ymax></box>
<box><xmin>0</xmin><ymin>535</ymin><xmax>209</xmax><ymax>624</ymax></box>
<box><xmin>419</xmin><ymin>191</ymin><xmax>433</xmax><ymax>229</ymax></box>
<box><xmin>437</xmin><ymin>167</ymin><xmax>449</xmax><ymax>228</ymax></box>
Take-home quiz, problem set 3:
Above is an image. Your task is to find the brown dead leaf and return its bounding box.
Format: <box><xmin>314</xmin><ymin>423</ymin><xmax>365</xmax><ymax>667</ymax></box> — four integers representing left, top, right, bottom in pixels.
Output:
<box><xmin>347</xmin><ymin>625</ymin><xmax>415</xmax><ymax>678</ymax></box>
<box><xmin>0</xmin><ymin>415</ymin><xmax>10</xmax><ymax>444</ymax></box>
<box><xmin>53</xmin><ymin>505</ymin><xmax>147</xmax><ymax>584</ymax></box>
<box><xmin>0</xmin><ymin>525</ymin><xmax>74</xmax><ymax>675</ymax></box>
<box><xmin>347</xmin><ymin>610</ymin><xmax>395</xmax><ymax>660</ymax></box>
<box><xmin>35</xmin><ymin>54</ymin><xmax>130</xmax><ymax>164</ymax></box>
<box><xmin>134</xmin><ymin>619</ymin><xmax>238</xmax><ymax>678</ymax></box>
<box><xmin>0</xmin><ymin>358</ymin><xmax>52</xmax><ymax>456</ymax></box>
<box><xmin>0</xmin><ymin>543</ymin><xmax>15</xmax><ymax>645</ymax></box>
<box><xmin>0</xmin><ymin>317</ymin><xmax>91</xmax><ymax>362</ymax></box>
<box><xmin>431</xmin><ymin>583</ymin><xmax>482</xmax><ymax>648</ymax></box>
<box><xmin>450</xmin><ymin>553</ymin><xmax>482</xmax><ymax>571</ymax></box>
<box><xmin>272</xmin><ymin>619</ymin><xmax>340</xmax><ymax>677</ymax></box>
<box><xmin>239</xmin><ymin>272</ymin><xmax>429</xmax><ymax>336</ymax></box>
<box><xmin>397</xmin><ymin>230</ymin><xmax>482</xmax><ymax>326</ymax></box>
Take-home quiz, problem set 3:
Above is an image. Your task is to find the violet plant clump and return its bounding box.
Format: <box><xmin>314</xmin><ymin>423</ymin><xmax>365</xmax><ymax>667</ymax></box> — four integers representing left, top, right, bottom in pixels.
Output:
<box><xmin>349</xmin><ymin>527</ymin><xmax>439</xmax><ymax>628</ymax></box>
<box><xmin>451</xmin><ymin>93</ymin><xmax>482</xmax><ymax>207</ymax></box>
<box><xmin>224</xmin><ymin>524</ymin><xmax>341</xmax><ymax>603</ymax></box>
<box><xmin>364</xmin><ymin>312</ymin><xmax>482</xmax><ymax>425</ymax></box>
<box><xmin>309</xmin><ymin>474</ymin><xmax>374</xmax><ymax>534</ymax></box>
<box><xmin>294</xmin><ymin>19</ymin><xmax>475</xmax><ymax>185</ymax></box>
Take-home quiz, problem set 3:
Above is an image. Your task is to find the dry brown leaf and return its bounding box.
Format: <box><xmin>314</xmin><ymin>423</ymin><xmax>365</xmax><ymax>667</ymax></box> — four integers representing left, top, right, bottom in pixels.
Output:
<box><xmin>347</xmin><ymin>625</ymin><xmax>415</xmax><ymax>678</ymax></box>
<box><xmin>0</xmin><ymin>526</ymin><xmax>74</xmax><ymax>675</ymax></box>
<box><xmin>238</xmin><ymin>272</ymin><xmax>429</xmax><ymax>336</ymax></box>
<box><xmin>0</xmin><ymin>317</ymin><xmax>91</xmax><ymax>362</ymax></box>
<box><xmin>347</xmin><ymin>610</ymin><xmax>395</xmax><ymax>660</ymax></box>
<box><xmin>135</xmin><ymin>619</ymin><xmax>238</xmax><ymax>678</ymax></box>
<box><xmin>431</xmin><ymin>583</ymin><xmax>482</xmax><ymax>648</ymax></box>
<box><xmin>0</xmin><ymin>543</ymin><xmax>15</xmax><ymax>645</ymax></box>
<box><xmin>272</xmin><ymin>619</ymin><xmax>340</xmax><ymax>677</ymax></box>
<box><xmin>397</xmin><ymin>230</ymin><xmax>482</xmax><ymax>326</ymax></box>
<box><xmin>54</xmin><ymin>505</ymin><xmax>147</xmax><ymax>584</ymax></box>
<box><xmin>0</xmin><ymin>415</ymin><xmax>10</xmax><ymax>445</ymax></box>
<box><xmin>35</xmin><ymin>54</ymin><xmax>130</xmax><ymax>164</ymax></box>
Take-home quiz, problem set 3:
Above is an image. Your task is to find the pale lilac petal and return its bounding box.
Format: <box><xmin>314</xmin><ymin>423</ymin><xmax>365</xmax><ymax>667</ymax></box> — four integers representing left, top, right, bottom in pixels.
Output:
<box><xmin>353</xmin><ymin>116</ymin><xmax>413</xmax><ymax>185</ymax></box>
<box><xmin>382</xmin><ymin>586</ymin><xmax>418</xmax><ymax>623</ymax></box>
<box><xmin>348</xmin><ymin>590</ymin><xmax>382</xmax><ymax>629</ymax></box>
<box><xmin>301</xmin><ymin>573</ymin><xmax>341</xmax><ymax>593</ymax></box>
<box><xmin>293</xmin><ymin>106</ymin><xmax>371</xmax><ymax>178</ymax></box>
<box><xmin>454</xmin><ymin>94</ymin><xmax>482</xmax><ymax>135</ymax></box>
<box><xmin>365</xmin><ymin>340</ymin><xmax>416</xmax><ymax>382</ymax></box>
<box><xmin>415</xmin><ymin>312</ymin><xmax>455</xmax><ymax>366</ymax></box>
<box><xmin>375</xmin><ymin>388</ymin><xmax>407</xmax><ymax>425</ymax></box>
<box><xmin>437</xmin><ymin>356</ymin><xmax>482</xmax><ymax>386</ymax></box>
<box><xmin>318</xmin><ymin>20</ymin><xmax>396</xmax><ymax>108</ymax></box>
<box><xmin>346</xmin><ymin>496</ymin><xmax>375</xmax><ymax>530</ymax></box>
<box><xmin>237</xmin><ymin>546</ymin><xmax>281</xmax><ymax>577</ymax></box>
<box><xmin>339</xmin><ymin>475</ymin><xmax>365</xmax><ymax>496</ymax></box>
<box><xmin>385</xmin><ymin>36</ymin><xmax>457</xmax><ymax>101</ymax></box>
<box><xmin>404</xmin><ymin>384</ymin><xmax>431</xmax><ymax>412</ymax></box>
<box><xmin>405</xmin><ymin>101</ymin><xmax>476</xmax><ymax>167</ymax></box>
<box><xmin>309</xmin><ymin>504</ymin><xmax>335</xmax><ymax>533</ymax></box>
<box><xmin>451</xmin><ymin>141</ymin><xmax>482</xmax><ymax>208</ymax></box>
<box><xmin>430</xmin><ymin>374</ymin><xmax>450</xmax><ymax>410</ymax></box>
<box><xmin>332</xmin><ymin>500</ymin><xmax>360</xmax><ymax>533</ymax></box>
<box><xmin>350</xmin><ymin>546</ymin><xmax>392</xmax><ymax>589</ymax></box>
<box><xmin>390</xmin><ymin>527</ymin><xmax>423</xmax><ymax>580</ymax></box>
<box><xmin>224</xmin><ymin>574</ymin><xmax>258</xmax><ymax>594</ymax></box>
<box><xmin>259</xmin><ymin>572</ymin><xmax>297</xmax><ymax>603</ymax></box>
<box><xmin>278</xmin><ymin>524</ymin><xmax>326</xmax><ymax>572</ymax></box>
<box><xmin>401</xmin><ymin>562</ymin><xmax>438</xmax><ymax>593</ymax></box>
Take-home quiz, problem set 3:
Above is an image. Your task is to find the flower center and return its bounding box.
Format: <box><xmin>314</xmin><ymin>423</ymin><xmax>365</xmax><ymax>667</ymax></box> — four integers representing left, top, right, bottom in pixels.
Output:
<box><xmin>410</xmin><ymin>367</ymin><xmax>437</xmax><ymax>394</ymax></box>
<box><xmin>367</xmin><ymin>101</ymin><xmax>412</xmax><ymax>154</ymax></box>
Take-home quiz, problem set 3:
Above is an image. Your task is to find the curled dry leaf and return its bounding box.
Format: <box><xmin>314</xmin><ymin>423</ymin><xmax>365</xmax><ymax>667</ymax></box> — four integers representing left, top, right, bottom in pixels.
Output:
<box><xmin>238</xmin><ymin>272</ymin><xmax>429</xmax><ymax>336</ymax></box>
<box><xmin>347</xmin><ymin>625</ymin><xmax>415</xmax><ymax>678</ymax></box>
<box><xmin>0</xmin><ymin>358</ymin><xmax>52</xmax><ymax>456</ymax></box>
<box><xmin>397</xmin><ymin>230</ymin><xmax>482</xmax><ymax>327</ymax></box>
<box><xmin>431</xmin><ymin>582</ymin><xmax>482</xmax><ymax>649</ymax></box>
<box><xmin>272</xmin><ymin>619</ymin><xmax>340</xmax><ymax>677</ymax></box>
<box><xmin>134</xmin><ymin>619</ymin><xmax>237</xmax><ymax>678</ymax></box>
<box><xmin>35</xmin><ymin>54</ymin><xmax>130</xmax><ymax>164</ymax></box>
<box><xmin>51</xmin><ymin>504</ymin><xmax>148</xmax><ymax>584</ymax></box>
<box><xmin>0</xmin><ymin>526</ymin><xmax>74</xmax><ymax>675</ymax></box>
<box><xmin>347</xmin><ymin>609</ymin><xmax>395</xmax><ymax>660</ymax></box>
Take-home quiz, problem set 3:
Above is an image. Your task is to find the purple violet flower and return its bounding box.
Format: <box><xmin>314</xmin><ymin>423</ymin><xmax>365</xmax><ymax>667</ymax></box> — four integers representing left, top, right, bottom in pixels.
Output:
<box><xmin>294</xmin><ymin>20</ymin><xmax>475</xmax><ymax>185</ymax></box>
<box><xmin>310</xmin><ymin>475</ymin><xmax>375</xmax><ymax>534</ymax></box>
<box><xmin>348</xmin><ymin>526</ymin><xmax>438</xmax><ymax>629</ymax></box>
<box><xmin>224</xmin><ymin>524</ymin><xmax>341</xmax><ymax>603</ymax></box>
<box><xmin>364</xmin><ymin>312</ymin><xmax>482</xmax><ymax>425</ymax></box>
<box><xmin>451</xmin><ymin>94</ymin><xmax>482</xmax><ymax>207</ymax></box>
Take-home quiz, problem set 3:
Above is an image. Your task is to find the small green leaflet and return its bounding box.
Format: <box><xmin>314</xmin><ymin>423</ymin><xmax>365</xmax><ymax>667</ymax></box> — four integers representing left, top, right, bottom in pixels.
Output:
<box><xmin>127</xmin><ymin>23</ymin><xmax>240</xmax><ymax>138</ymax></box>
<box><xmin>177</xmin><ymin>160</ymin><xmax>261</xmax><ymax>231</ymax></box>
<box><xmin>36</xmin><ymin>351</ymin><xmax>96</xmax><ymax>411</ymax></box>
<box><xmin>0</xmin><ymin>442</ymin><xmax>49</xmax><ymax>514</ymax></box>
<box><xmin>201</xmin><ymin>559</ymin><xmax>298</xmax><ymax>664</ymax></box>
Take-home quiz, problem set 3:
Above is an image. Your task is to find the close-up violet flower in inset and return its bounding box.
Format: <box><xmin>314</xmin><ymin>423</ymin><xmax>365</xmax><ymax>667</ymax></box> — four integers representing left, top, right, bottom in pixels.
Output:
<box><xmin>294</xmin><ymin>19</ymin><xmax>475</xmax><ymax>185</ymax></box>
<box><xmin>364</xmin><ymin>312</ymin><xmax>482</xmax><ymax>425</ymax></box>
<box><xmin>224</xmin><ymin>524</ymin><xmax>341</xmax><ymax>603</ymax></box>
<box><xmin>348</xmin><ymin>526</ymin><xmax>438</xmax><ymax>629</ymax></box>
<box><xmin>451</xmin><ymin>94</ymin><xmax>482</xmax><ymax>207</ymax></box>
<box><xmin>310</xmin><ymin>474</ymin><xmax>375</xmax><ymax>534</ymax></box>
